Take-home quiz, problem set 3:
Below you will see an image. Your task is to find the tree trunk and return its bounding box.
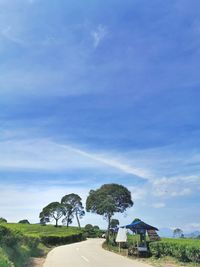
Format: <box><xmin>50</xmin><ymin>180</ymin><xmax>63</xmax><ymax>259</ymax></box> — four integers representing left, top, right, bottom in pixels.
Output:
<box><xmin>106</xmin><ymin>215</ymin><xmax>111</xmax><ymax>243</ymax></box>
<box><xmin>55</xmin><ymin>218</ymin><xmax>58</xmax><ymax>227</ymax></box>
<box><xmin>75</xmin><ymin>211</ymin><xmax>81</xmax><ymax>228</ymax></box>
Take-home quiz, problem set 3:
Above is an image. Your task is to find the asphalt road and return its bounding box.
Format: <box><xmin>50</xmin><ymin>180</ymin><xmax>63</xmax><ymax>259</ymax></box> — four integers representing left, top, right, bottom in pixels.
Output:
<box><xmin>43</xmin><ymin>238</ymin><xmax>152</xmax><ymax>267</ymax></box>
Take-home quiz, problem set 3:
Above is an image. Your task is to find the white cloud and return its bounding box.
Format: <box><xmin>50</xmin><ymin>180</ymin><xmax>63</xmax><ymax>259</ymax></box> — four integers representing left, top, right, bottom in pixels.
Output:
<box><xmin>0</xmin><ymin>184</ymin><xmax>89</xmax><ymax>224</ymax></box>
<box><xmin>0</xmin><ymin>138</ymin><xmax>149</xmax><ymax>179</ymax></box>
<box><xmin>1</xmin><ymin>26</ymin><xmax>25</xmax><ymax>45</ymax></box>
<box><xmin>152</xmin><ymin>202</ymin><xmax>166</xmax><ymax>208</ymax></box>
<box><xmin>91</xmin><ymin>24</ymin><xmax>107</xmax><ymax>48</ymax></box>
<box><xmin>152</xmin><ymin>176</ymin><xmax>198</xmax><ymax>198</ymax></box>
<box><xmin>61</xmin><ymin>144</ymin><xmax>149</xmax><ymax>178</ymax></box>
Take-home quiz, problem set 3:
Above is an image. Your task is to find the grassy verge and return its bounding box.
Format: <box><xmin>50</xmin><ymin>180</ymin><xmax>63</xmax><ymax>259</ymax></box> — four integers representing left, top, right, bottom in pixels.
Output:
<box><xmin>0</xmin><ymin>223</ymin><xmax>84</xmax><ymax>267</ymax></box>
<box><xmin>103</xmin><ymin>239</ymin><xmax>200</xmax><ymax>267</ymax></box>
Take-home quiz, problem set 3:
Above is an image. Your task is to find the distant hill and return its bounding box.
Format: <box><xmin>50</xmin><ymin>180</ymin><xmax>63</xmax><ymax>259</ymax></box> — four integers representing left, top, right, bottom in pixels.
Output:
<box><xmin>159</xmin><ymin>228</ymin><xmax>200</xmax><ymax>238</ymax></box>
<box><xmin>185</xmin><ymin>231</ymin><xmax>200</xmax><ymax>238</ymax></box>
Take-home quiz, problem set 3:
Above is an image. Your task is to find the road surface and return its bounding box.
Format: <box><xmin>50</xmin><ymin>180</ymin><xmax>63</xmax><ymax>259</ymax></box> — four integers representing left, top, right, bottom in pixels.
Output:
<box><xmin>43</xmin><ymin>238</ymin><xmax>152</xmax><ymax>267</ymax></box>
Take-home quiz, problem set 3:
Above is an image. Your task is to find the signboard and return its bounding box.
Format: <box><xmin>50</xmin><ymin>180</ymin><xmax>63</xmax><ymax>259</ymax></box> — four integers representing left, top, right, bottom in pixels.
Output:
<box><xmin>116</xmin><ymin>228</ymin><xmax>127</xmax><ymax>243</ymax></box>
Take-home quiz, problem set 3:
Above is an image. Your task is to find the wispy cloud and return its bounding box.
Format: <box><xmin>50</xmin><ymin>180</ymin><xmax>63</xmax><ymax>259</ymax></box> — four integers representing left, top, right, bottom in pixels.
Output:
<box><xmin>152</xmin><ymin>202</ymin><xmax>166</xmax><ymax>209</ymax></box>
<box><xmin>0</xmin><ymin>138</ymin><xmax>149</xmax><ymax>179</ymax></box>
<box><xmin>1</xmin><ymin>26</ymin><xmax>25</xmax><ymax>45</ymax></box>
<box><xmin>61</xmin><ymin>144</ymin><xmax>149</xmax><ymax>178</ymax></box>
<box><xmin>91</xmin><ymin>24</ymin><xmax>107</xmax><ymax>48</ymax></box>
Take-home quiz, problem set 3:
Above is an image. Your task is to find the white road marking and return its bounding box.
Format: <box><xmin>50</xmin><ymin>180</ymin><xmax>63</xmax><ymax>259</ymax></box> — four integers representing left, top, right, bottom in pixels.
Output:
<box><xmin>81</xmin><ymin>255</ymin><xmax>89</xmax><ymax>262</ymax></box>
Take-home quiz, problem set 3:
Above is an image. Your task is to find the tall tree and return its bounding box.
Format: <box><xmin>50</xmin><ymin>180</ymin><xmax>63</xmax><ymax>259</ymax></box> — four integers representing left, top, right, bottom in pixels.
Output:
<box><xmin>110</xmin><ymin>218</ymin><xmax>120</xmax><ymax>228</ymax></box>
<box><xmin>86</xmin><ymin>183</ymin><xmax>133</xmax><ymax>241</ymax></box>
<box><xmin>61</xmin><ymin>194</ymin><xmax>85</xmax><ymax>228</ymax></box>
<box><xmin>39</xmin><ymin>202</ymin><xmax>64</xmax><ymax>227</ymax></box>
<box><xmin>173</xmin><ymin>228</ymin><xmax>183</xmax><ymax>238</ymax></box>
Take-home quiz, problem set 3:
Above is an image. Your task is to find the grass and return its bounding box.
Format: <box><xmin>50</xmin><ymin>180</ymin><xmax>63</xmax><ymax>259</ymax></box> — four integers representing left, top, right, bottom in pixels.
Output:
<box><xmin>0</xmin><ymin>223</ymin><xmax>84</xmax><ymax>267</ymax></box>
<box><xmin>103</xmin><ymin>235</ymin><xmax>200</xmax><ymax>267</ymax></box>
<box><xmin>3</xmin><ymin>223</ymin><xmax>83</xmax><ymax>237</ymax></box>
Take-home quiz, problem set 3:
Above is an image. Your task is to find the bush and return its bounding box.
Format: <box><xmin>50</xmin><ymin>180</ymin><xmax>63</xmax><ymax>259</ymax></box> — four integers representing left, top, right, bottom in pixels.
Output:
<box><xmin>18</xmin><ymin>220</ymin><xmax>30</xmax><ymax>224</ymax></box>
<box><xmin>0</xmin><ymin>218</ymin><xmax>7</xmax><ymax>224</ymax></box>
<box><xmin>0</xmin><ymin>226</ymin><xmax>23</xmax><ymax>247</ymax></box>
<box><xmin>84</xmin><ymin>224</ymin><xmax>104</xmax><ymax>238</ymax></box>
<box><xmin>40</xmin><ymin>233</ymin><xmax>85</xmax><ymax>246</ymax></box>
<box><xmin>149</xmin><ymin>238</ymin><xmax>200</xmax><ymax>263</ymax></box>
<box><xmin>0</xmin><ymin>248</ymin><xmax>13</xmax><ymax>267</ymax></box>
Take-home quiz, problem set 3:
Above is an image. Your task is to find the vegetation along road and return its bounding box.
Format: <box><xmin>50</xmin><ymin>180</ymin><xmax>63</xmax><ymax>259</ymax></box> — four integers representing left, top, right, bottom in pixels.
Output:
<box><xmin>43</xmin><ymin>238</ymin><xmax>152</xmax><ymax>267</ymax></box>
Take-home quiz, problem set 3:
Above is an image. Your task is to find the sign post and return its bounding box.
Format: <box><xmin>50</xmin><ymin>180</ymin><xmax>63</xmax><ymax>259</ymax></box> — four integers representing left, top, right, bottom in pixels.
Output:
<box><xmin>116</xmin><ymin>228</ymin><xmax>127</xmax><ymax>253</ymax></box>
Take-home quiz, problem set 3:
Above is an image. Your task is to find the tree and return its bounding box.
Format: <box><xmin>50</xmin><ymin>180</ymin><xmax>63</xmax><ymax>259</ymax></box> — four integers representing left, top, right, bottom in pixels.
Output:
<box><xmin>18</xmin><ymin>219</ymin><xmax>30</xmax><ymax>224</ymax></box>
<box><xmin>110</xmin><ymin>219</ymin><xmax>119</xmax><ymax>228</ymax></box>
<box><xmin>86</xmin><ymin>183</ymin><xmax>133</xmax><ymax>241</ymax></box>
<box><xmin>132</xmin><ymin>218</ymin><xmax>141</xmax><ymax>223</ymax></box>
<box><xmin>0</xmin><ymin>217</ymin><xmax>7</xmax><ymax>223</ymax></box>
<box><xmin>39</xmin><ymin>202</ymin><xmax>64</xmax><ymax>227</ymax></box>
<box><xmin>173</xmin><ymin>228</ymin><xmax>183</xmax><ymax>238</ymax></box>
<box><xmin>61</xmin><ymin>194</ymin><xmax>85</xmax><ymax>228</ymax></box>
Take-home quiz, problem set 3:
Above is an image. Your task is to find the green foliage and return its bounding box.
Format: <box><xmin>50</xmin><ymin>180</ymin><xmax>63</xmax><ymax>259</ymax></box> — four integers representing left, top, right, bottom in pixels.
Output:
<box><xmin>0</xmin><ymin>225</ymin><xmax>30</xmax><ymax>267</ymax></box>
<box><xmin>149</xmin><ymin>238</ymin><xmax>200</xmax><ymax>263</ymax></box>
<box><xmin>84</xmin><ymin>224</ymin><xmax>104</xmax><ymax>238</ymax></box>
<box><xmin>0</xmin><ymin>223</ymin><xmax>84</xmax><ymax>266</ymax></box>
<box><xmin>86</xmin><ymin>183</ymin><xmax>133</xmax><ymax>241</ymax></box>
<box><xmin>173</xmin><ymin>228</ymin><xmax>183</xmax><ymax>238</ymax></box>
<box><xmin>18</xmin><ymin>219</ymin><xmax>30</xmax><ymax>224</ymax></box>
<box><xmin>61</xmin><ymin>193</ymin><xmax>85</xmax><ymax>228</ymax></box>
<box><xmin>5</xmin><ymin>223</ymin><xmax>83</xmax><ymax>237</ymax></box>
<box><xmin>39</xmin><ymin>202</ymin><xmax>65</xmax><ymax>227</ymax></box>
<box><xmin>0</xmin><ymin>248</ymin><xmax>13</xmax><ymax>267</ymax></box>
<box><xmin>41</xmin><ymin>233</ymin><xmax>84</xmax><ymax>246</ymax></box>
<box><xmin>0</xmin><ymin>218</ymin><xmax>7</xmax><ymax>224</ymax></box>
<box><xmin>86</xmin><ymin>184</ymin><xmax>133</xmax><ymax>217</ymax></box>
<box><xmin>110</xmin><ymin>219</ymin><xmax>119</xmax><ymax>228</ymax></box>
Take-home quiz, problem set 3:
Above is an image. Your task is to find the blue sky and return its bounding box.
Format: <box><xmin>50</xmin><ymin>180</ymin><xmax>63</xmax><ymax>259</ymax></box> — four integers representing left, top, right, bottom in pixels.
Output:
<box><xmin>0</xmin><ymin>0</ymin><xmax>200</xmax><ymax>232</ymax></box>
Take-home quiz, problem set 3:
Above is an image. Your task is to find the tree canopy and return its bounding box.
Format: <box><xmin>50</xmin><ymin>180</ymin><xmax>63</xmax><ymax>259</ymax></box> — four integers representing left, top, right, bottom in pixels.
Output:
<box><xmin>61</xmin><ymin>193</ymin><xmax>85</xmax><ymax>228</ymax></box>
<box><xmin>173</xmin><ymin>228</ymin><xmax>184</xmax><ymax>238</ymax></box>
<box><xmin>110</xmin><ymin>219</ymin><xmax>120</xmax><ymax>228</ymax></box>
<box><xmin>39</xmin><ymin>202</ymin><xmax>64</xmax><ymax>227</ymax></box>
<box><xmin>86</xmin><ymin>183</ymin><xmax>133</xmax><ymax>240</ymax></box>
<box><xmin>18</xmin><ymin>219</ymin><xmax>30</xmax><ymax>224</ymax></box>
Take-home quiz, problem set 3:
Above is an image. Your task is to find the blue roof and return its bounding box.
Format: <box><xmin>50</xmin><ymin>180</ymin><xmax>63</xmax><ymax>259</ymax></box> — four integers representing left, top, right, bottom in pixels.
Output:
<box><xmin>124</xmin><ymin>220</ymin><xmax>158</xmax><ymax>231</ymax></box>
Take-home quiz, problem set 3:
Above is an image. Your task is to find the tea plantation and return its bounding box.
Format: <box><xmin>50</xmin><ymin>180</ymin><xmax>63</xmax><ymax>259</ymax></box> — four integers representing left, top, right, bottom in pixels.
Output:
<box><xmin>149</xmin><ymin>238</ymin><xmax>200</xmax><ymax>263</ymax></box>
<box><xmin>0</xmin><ymin>223</ymin><xmax>84</xmax><ymax>267</ymax></box>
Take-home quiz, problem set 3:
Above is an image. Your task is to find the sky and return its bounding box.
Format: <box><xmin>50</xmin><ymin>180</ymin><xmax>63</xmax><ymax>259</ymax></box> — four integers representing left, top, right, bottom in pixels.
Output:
<box><xmin>0</xmin><ymin>0</ymin><xmax>200</xmax><ymax>233</ymax></box>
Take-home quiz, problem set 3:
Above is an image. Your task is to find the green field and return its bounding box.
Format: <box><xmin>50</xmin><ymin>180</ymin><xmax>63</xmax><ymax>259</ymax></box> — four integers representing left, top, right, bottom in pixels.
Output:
<box><xmin>0</xmin><ymin>223</ymin><xmax>84</xmax><ymax>267</ymax></box>
<box><xmin>149</xmin><ymin>237</ymin><xmax>200</xmax><ymax>263</ymax></box>
<box><xmin>4</xmin><ymin>223</ymin><xmax>83</xmax><ymax>237</ymax></box>
<box><xmin>118</xmin><ymin>234</ymin><xmax>200</xmax><ymax>263</ymax></box>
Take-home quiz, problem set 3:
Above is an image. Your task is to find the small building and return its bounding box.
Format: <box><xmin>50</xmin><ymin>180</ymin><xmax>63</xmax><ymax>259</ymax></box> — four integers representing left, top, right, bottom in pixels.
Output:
<box><xmin>124</xmin><ymin>220</ymin><xmax>160</xmax><ymax>255</ymax></box>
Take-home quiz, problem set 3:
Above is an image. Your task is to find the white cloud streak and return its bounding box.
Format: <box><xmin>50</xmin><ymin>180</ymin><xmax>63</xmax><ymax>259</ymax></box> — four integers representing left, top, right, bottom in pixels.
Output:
<box><xmin>0</xmin><ymin>138</ymin><xmax>149</xmax><ymax>179</ymax></box>
<box><xmin>91</xmin><ymin>24</ymin><xmax>107</xmax><ymax>48</ymax></box>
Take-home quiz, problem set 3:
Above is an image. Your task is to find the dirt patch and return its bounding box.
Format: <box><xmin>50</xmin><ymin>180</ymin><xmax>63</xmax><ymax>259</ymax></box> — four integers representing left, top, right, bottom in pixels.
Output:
<box><xmin>25</xmin><ymin>257</ymin><xmax>45</xmax><ymax>267</ymax></box>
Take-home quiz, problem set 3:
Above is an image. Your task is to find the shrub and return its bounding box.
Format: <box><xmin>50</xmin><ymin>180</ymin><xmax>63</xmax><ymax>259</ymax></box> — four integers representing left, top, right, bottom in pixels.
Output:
<box><xmin>0</xmin><ymin>218</ymin><xmax>7</xmax><ymax>223</ymax></box>
<box><xmin>40</xmin><ymin>233</ymin><xmax>84</xmax><ymax>246</ymax></box>
<box><xmin>149</xmin><ymin>238</ymin><xmax>200</xmax><ymax>263</ymax></box>
<box><xmin>18</xmin><ymin>220</ymin><xmax>30</xmax><ymax>224</ymax></box>
<box><xmin>0</xmin><ymin>248</ymin><xmax>13</xmax><ymax>267</ymax></box>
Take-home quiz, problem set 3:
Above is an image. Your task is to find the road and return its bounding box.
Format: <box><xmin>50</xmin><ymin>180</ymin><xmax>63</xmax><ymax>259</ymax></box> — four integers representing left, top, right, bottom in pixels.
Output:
<box><xmin>43</xmin><ymin>238</ymin><xmax>152</xmax><ymax>267</ymax></box>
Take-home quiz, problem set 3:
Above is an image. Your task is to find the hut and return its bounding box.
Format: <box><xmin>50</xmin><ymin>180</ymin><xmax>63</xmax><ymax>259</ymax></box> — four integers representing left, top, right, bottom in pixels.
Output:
<box><xmin>124</xmin><ymin>220</ymin><xmax>160</xmax><ymax>254</ymax></box>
